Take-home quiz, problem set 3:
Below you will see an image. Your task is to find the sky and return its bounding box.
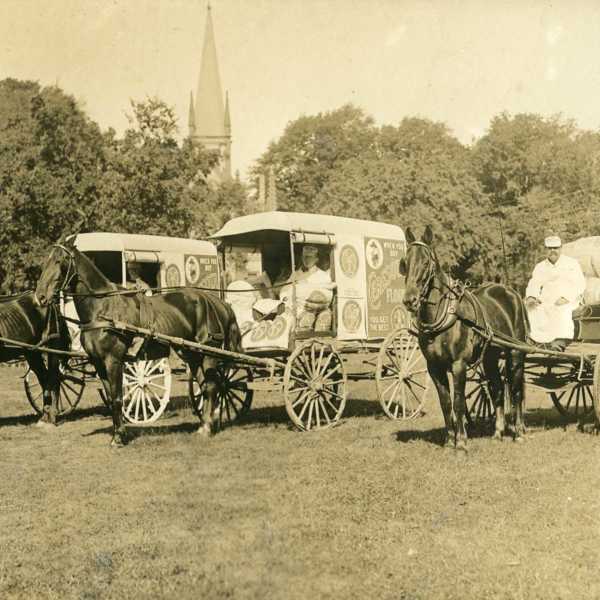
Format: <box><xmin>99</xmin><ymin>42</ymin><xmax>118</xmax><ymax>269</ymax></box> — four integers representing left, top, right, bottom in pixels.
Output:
<box><xmin>2</xmin><ymin>0</ymin><xmax>600</xmax><ymax>181</ymax></box>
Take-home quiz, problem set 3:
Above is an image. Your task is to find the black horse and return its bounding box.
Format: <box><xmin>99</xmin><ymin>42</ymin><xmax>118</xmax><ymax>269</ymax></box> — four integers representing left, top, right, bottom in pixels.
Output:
<box><xmin>0</xmin><ymin>292</ymin><xmax>67</xmax><ymax>425</ymax></box>
<box><xmin>35</xmin><ymin>238</ymin><xmax>242</xmax><ymax>446</ymax></box>
<box><xmin>400</xmin><ymin>226</ymin><xmax>529</xmax><ymax>450</ymax></box>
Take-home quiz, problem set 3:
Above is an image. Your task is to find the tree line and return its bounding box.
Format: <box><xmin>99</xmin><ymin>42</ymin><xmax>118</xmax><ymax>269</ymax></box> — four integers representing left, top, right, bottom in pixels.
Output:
<box><xmin>2</xmin><ymin>77</ymin><xmax>600</xmax><ymax>293</ymax></box>
<box><xmin>252</xmin><ymin>105</ymin><xmax>600</xmax><ymax>292</ymax></box>
<box><xmin>0</xmin><ymin>79</ymin><xmax>248</xmax><ymax>291</ymax></box>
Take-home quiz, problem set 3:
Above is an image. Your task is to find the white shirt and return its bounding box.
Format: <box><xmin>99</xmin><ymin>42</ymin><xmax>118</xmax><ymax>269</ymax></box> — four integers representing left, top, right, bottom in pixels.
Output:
<box><xmin>525</xmin><ymin>254</ymin><xmax>585</xmax><ymax>304</ymax></box>
<box><xmin>525</xmin><ymin>254</ymin><xmax>585</xmax><ymax>342</ymax></box>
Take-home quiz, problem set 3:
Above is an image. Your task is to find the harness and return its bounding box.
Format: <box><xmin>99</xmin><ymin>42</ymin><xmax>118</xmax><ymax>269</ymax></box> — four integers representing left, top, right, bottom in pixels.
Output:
<box><xmin>407</xmin><ymin>241</ymin><xmax>495</xmax><ymax>365</ymax></box>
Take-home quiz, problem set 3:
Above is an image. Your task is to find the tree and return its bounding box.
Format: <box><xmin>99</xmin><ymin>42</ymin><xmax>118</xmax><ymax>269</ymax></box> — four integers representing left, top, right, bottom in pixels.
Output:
<box><xmin>472</xmin><ymin>113</ymin><xmax>600</xmax><ymax>290</ymax></box>
<box><xmin>251</xmin><ymin>104</ymin><xmax>377</xmax><ymax>212</ymax></box>
<box><xmin>0</xmin><ymin>79</ymin><xmax>106</xmax><ymax>291</ymax></box>
<box><xmin>95</xmin><ymin>97</ymin><xmax>219</xmax><ymax>238</ymax></box>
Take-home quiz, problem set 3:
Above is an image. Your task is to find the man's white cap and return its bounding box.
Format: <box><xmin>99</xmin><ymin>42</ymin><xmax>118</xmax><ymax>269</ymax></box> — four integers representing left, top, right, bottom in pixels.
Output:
<box><xmin>544</xmin><ymin>235</ymin><xmax>562</xmax><ymax>248</ymax></box>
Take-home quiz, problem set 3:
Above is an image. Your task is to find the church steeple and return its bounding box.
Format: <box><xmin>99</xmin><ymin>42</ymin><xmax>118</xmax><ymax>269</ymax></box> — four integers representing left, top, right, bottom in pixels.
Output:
<box><xmin>224</xmin><ymin>90</ymin><xmax>231</xmax><ymax>135</ymax></box>
<box><xmin>189</xmin><ymin>3</ymin><xmax>232</xmax><ymax>182</ymax></box>
<box><xmin>188</xmin><ymin>91</ymin><xmax>196</xmax><ymax>136</ymax></box>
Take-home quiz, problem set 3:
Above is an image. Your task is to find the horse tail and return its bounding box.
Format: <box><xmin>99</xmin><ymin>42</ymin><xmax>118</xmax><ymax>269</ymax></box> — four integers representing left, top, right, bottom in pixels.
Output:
<box><xmin>226</xmin><ymin>305</ymin><xmax>243</xmax><ymax>354</ymax></box>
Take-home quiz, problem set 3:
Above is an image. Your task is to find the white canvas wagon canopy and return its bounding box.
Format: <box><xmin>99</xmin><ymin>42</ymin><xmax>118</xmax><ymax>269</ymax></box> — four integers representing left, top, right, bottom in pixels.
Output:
<box><xmin>72</xmin><ymin>232</ymin><xmax>218</xmax><ymax>289</ymax></box>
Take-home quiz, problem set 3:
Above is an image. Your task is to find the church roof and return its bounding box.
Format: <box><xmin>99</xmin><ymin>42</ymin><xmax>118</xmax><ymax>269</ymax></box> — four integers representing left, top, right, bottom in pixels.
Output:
<box><xmin>194</xmin><ymin>5</ymin><xmax>226</xmax><ymax>138</ymax></box>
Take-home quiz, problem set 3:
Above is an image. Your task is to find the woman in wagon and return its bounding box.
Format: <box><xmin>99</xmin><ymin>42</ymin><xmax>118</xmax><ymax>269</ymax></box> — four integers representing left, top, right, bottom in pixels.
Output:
<box><xmin>525</xmin><ymin>235</ymin><xmax>585</xmax><ymax>351</ymax></box>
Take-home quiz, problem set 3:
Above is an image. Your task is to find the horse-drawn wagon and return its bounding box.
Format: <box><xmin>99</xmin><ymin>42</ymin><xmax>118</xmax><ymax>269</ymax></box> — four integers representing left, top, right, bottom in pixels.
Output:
<box><xmin>29</xmin><ymin>213</ymin><xmax>434</xmax><ymax>442</ymax></box>
<box><xmin>25</xmin><ymin>232</ymin><xmax>220</xmax><ymax>424</ymax></box>
<box><xmin>203</xmin><ymin>211</ymin><xmax>432</xmax><ymax>430</ymax></box>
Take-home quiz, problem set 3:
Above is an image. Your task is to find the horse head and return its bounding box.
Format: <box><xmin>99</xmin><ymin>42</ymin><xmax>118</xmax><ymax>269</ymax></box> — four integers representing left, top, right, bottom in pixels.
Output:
<box><xmin>399</xmin><ymin>225</ymin><xmax>437</xmax><ymax>314</ymax></box>
<box><xmin>35</xmin><ymin>237</ymin><xmax>77</xmax><ymax>306</ymax></box>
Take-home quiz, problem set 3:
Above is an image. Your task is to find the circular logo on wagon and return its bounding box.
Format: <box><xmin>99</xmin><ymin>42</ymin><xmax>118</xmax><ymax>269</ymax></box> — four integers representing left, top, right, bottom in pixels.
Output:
<box><xmin>185</xmin><ymin>256</ymin><xmax>200</xmax><ymax>285</ymax></box>
<box><xmin>267</xmin><ymin>316</ymin><xmax>287</xmax><ymax>340</ymax></box>
<box><xmin>391</xmin><ymin>305</ymin><xmax>408</xmax><ymax>330</ymax></box>
<box><xmin>250</xmin><ymin>321</ymin><xmax>268</xmax><ymax>342</ymax></box>
<box><xmin>339</xmin><ymin>244</ymin><xmax>359</xmax><ymax>278</ymax></box>
<box><xmin>165</xmin><ymin>264</ymin><xmax>181</xmax><ymax>287</ymax></box>
<box><xmin>366</xmin><ymin>239</ymin><xmax>384</xmax><ymax>270</ymax></box>
<box><xmin>342</xmin><ymin>300</ymin><xmax>362</xmax><ymax>333</ymax></box>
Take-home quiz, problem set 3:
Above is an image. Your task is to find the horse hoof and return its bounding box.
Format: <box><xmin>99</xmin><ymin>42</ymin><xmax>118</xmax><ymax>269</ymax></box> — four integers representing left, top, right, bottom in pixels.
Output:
<box><xmin>513</xmin><ymin>435</ymin><xmax>525</xmax><ymax>443</ymax></box>
<box><xmin>493</xmin><ymin>432</ymin><xmax>503</xmax><ymax>441</ymax></box>
<box><xmin>197</xmin><ymin>426</ymin><xmax>213</xmax><ymax>438</ymax></box>
<box><xmin>35</xmin><ymin>420</ymin><xmax>56</xmax><ymax>430</ymax></box>
<box><xmin>110</xmin><ymin>438</ymin><xmax>126</xmax><ymax>449</ymax></box>
<box><xmin>456</xmin><ymin>442</ymin><xmax>468</xmax><ymax>453</ymax></box>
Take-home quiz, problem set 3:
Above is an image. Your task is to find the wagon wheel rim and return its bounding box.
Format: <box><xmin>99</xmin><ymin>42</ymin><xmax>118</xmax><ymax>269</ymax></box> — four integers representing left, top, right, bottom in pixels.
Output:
<box><xmin>24</xmin><ymin>356</ymin><xmax>88</xmax><ymax>417</ymax></box>
<box><xmin>122</xmin><ymin>358</ymin><xmax>172</xmax><ymax>424</ymax></box>
<box><xmin>189</xmin><ymin>364</ymin><xmax>254</xmax><ymax>427</ymax></box>
<box><xmin>549</xmin><ymin>381</ymin><xmax>594</xmax><ymax>419</ymax></box>
<box><xmin>465</xmin><ymin>365</ymin><xmax>499</xmax><ymax>426</ymax></box>
<box><xmin>284</xmin><ymin>340</ymin><xmax>347</xmax><ymax>431</ymax></box>
<box><xmin>376</xmin><ymin>328</ymin><xmax>430</xmax><ymax>420</ymax></box>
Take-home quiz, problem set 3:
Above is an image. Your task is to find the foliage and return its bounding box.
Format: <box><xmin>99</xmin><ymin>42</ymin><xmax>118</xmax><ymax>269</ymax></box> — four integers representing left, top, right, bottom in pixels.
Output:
<box><xmin>94</xmin><ymin>99</ymin><xmax>218</xmax><ymax>238</ymax></box>
<box><xmin>473</xmin><ymin>113</ymin><xmax>600</xmax><ymax>290</ymax></box>
<box><xmin>250</xmin><ymin>104</ymin><xmax>377</xmax><ymax>212</ymax></box>
<box><xmin>0</xmin><ymin>79</ymin><xmax>106</xmax><ymax>291</ymax></box>
<box><xmin>0</xmin><ymin>83</ymin><xmax>245</xmax><ymax>292</ymax></box>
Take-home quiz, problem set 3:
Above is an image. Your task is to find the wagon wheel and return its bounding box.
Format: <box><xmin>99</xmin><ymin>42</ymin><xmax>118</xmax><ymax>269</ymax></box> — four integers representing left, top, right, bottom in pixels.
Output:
<box><xmin>465</xmin><ymin>365</ymin><xmax>496</xmax><ymax>425</ymax></box>
<box><xmin>189</xmin><ymin>363</ymin><xmax>254</xmax><ymax>427</ymax></box>
<box><xmin>283</xmin><ymin>339</ymin><xmax>347</xmax><ymax>431</ymax></box>
<box><xmin>122</xmin><ymin>358</ymin><xmax>172</xmax><ymax>424</ymax></box>
<box><xmin>24</xmin><ymin>356</ymin><xmax>91</xmax><ymax>417</ymax></box>
<box><xmin>376</xmin><ymin>328</ymin><xmax>431</xmax><ymax>420</ymax></box>
<box><xmin>549</xmin><ymin>381</ymin><xmax>594</xmax><ymax>419</ymax></box>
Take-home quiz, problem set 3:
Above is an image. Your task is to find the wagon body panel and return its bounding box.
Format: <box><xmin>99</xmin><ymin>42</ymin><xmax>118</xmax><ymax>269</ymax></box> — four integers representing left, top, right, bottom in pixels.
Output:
<box><xmin>213</xmin><ymin>211</ymin><xmax>406</xmax><ymax>349</ymax></box>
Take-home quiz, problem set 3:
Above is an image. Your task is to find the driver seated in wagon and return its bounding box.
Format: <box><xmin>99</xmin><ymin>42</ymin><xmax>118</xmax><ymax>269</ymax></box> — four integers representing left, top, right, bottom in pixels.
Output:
<box><xmin>278</xmin><ymin>244</ymin><xmax>336</xmax><ymax>332</ymax></box>
<box><xmin>525</xmin><ymin>235</ymin><xmax>586</xmax><ymax>352</ymax></box>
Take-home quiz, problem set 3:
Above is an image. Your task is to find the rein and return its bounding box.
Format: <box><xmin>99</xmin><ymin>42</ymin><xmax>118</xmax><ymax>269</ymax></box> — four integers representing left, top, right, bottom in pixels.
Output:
<box><xmin>407</xmin><ymin>242</ymin><xmax>464</xmax><ymax>335</ymax></box>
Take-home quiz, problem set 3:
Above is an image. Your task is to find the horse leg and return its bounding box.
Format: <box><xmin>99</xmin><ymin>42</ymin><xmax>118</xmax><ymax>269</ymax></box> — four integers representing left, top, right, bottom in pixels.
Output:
<box><xmin>428</xmin><ymin>363</ymin><xmax>453</xmax><ymax>447</ymax></box>
<box><xmin>27</xmin><ymin>353</ymin><xmax>55</xmax><ymax>427</ymax></box>
<box><xmin>507</xmin><ymin>350</ymin><xmax>526</xmax><ymax>442</ymax></box>
<box><xmin>451</xmin><ymin>359</ymin><xmax>468</xmax><ymax>452</ymax></box>
<box><xmin>190</xmin><ymin>356</ymin><xmax>219</xmax><ymax>437</ymax></box>
<box><xmin>95</xmin><ymin>357</ymin><xmax>128</xmax><ymax>447</ymax></box>
<box><xmin>483</xmin><ymin>352</ymin><xmax>504</xmax><ymax>440</ymax></box>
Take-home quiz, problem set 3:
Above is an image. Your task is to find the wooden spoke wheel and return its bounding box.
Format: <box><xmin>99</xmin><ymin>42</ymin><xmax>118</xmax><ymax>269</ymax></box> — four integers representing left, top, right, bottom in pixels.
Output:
<box><xmin>122</xmin><ymin>358</ymin><xmax>172</xmax><ymax>424</ymax></box>
<box><xmin>24</xmin><ymin>357</ymin><xmax>91</xmax><ymax>417</ymax></box>
<box><xmin>189</xmin><ymin>364</ymin><xmax>254</xmax><ymax>427</ymax></box>
<box><xmin>465</xmin><ymin>366</ymin><xmax>496</xmax><ymax>425</ymax></box>
<box><xmin>376</xmin><ymin>328</ymin><xmax>431</xmax><ymax>420</ymax></box>
<box><xmin>549</xmin><ymin>381</ymin><xmax>594</xmax><ymax>419</ymax></box>
<box><xmin>283</xmin><ymin>340</ymin><xmax>347</xmax><ymax>431</ymax></box>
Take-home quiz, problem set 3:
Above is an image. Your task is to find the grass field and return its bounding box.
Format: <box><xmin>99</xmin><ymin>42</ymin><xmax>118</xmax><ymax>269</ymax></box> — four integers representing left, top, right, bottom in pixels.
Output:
<box><xmin>1</xmin><ymin>361</ymin><xmax>599</xmax><ymax>600</ymax></box>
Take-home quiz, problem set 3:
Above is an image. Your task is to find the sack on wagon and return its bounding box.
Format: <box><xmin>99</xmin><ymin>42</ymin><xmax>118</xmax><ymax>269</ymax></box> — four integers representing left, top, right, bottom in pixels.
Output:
<box><xmin>562</xmin><ymin>236</ymin><xmax>600</xmax><ymax>278</ymax></box>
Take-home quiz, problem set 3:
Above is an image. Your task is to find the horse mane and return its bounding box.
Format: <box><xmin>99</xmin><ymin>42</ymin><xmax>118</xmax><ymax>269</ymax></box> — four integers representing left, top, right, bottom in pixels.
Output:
<box><xmin>72</xmin><ymin>246</ymin><xmax>118</xmax><ymax>293</ymax></box>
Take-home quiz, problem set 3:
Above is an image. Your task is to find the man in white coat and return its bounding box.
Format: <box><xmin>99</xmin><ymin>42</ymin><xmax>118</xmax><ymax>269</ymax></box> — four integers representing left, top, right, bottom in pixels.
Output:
<box><xmin>525</xmin><ymin>235</ymin><xmax>586</xmax><ymax>350</ymax></box>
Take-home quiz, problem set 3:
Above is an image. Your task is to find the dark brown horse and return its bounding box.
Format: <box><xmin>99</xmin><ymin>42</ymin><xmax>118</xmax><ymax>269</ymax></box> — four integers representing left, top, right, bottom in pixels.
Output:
<box><xmin>400</xmin><ymin>226</ymin><xmax>529</xmax><ymax>450</ymax></box>
<box><xmin>0</xmin><ymin>292</ymin><xmax>67</xmax><ymax>425</ymax></box>
<box><xmin>35</xmin><ymin>238</ymin><xmax>242</xmax><ymax>446</ymax></box>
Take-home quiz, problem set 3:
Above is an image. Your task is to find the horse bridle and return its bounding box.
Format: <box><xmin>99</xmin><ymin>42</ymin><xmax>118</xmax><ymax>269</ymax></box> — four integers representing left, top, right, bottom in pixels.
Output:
<box><xmin>405</xmin><ymin>241</ymin><xmax>438</xmax><ymax>310</ymax></box>
<box><xmin>49</xmin><ymin>244</ymin><xmax>78</xmax><ymax>298</ymax></box>
<box><xmin>406</xmin><ymin>241</ymin><xmax>464</xmax><ymax>334</ymax></box>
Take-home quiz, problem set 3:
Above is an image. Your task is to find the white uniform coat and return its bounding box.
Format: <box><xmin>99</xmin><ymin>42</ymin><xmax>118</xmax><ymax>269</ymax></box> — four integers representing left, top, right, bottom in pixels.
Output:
<box><xmin>525</xmin><ymin>254</ymin><xmax>586</xmax><ymax>342</ymax></box>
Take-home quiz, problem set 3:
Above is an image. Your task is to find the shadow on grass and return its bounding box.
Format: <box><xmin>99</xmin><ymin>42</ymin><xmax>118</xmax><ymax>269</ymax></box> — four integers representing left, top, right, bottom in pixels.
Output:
<box><xmin>0</xmin><ymin>413</ymin><xmax>39</xmax><ymax>427</ymax></box>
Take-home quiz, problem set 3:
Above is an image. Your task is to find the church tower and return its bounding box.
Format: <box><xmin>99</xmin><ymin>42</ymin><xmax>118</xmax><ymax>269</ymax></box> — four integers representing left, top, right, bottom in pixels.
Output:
<box><xmin>189</xmin><ymin>4</ymin><xmax>231</xmax><ymax>182</ymax></box>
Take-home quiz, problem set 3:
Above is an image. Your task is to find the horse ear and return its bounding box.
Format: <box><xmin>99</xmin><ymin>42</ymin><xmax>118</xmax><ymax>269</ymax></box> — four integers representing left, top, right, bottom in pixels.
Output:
<box><xmin>399</xmin><ymin>258</ymin><xmax>407</xmax><ymax>276</ymax></box>
<box><xmin>405</xmin><ymin>227</ymin><xmax>415</xmax><ymax>244</ymax></box>
<box><xmin>422</xmin><ymin>225</ymin><xmax>434</xmax><ymax>245</ymax></box>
